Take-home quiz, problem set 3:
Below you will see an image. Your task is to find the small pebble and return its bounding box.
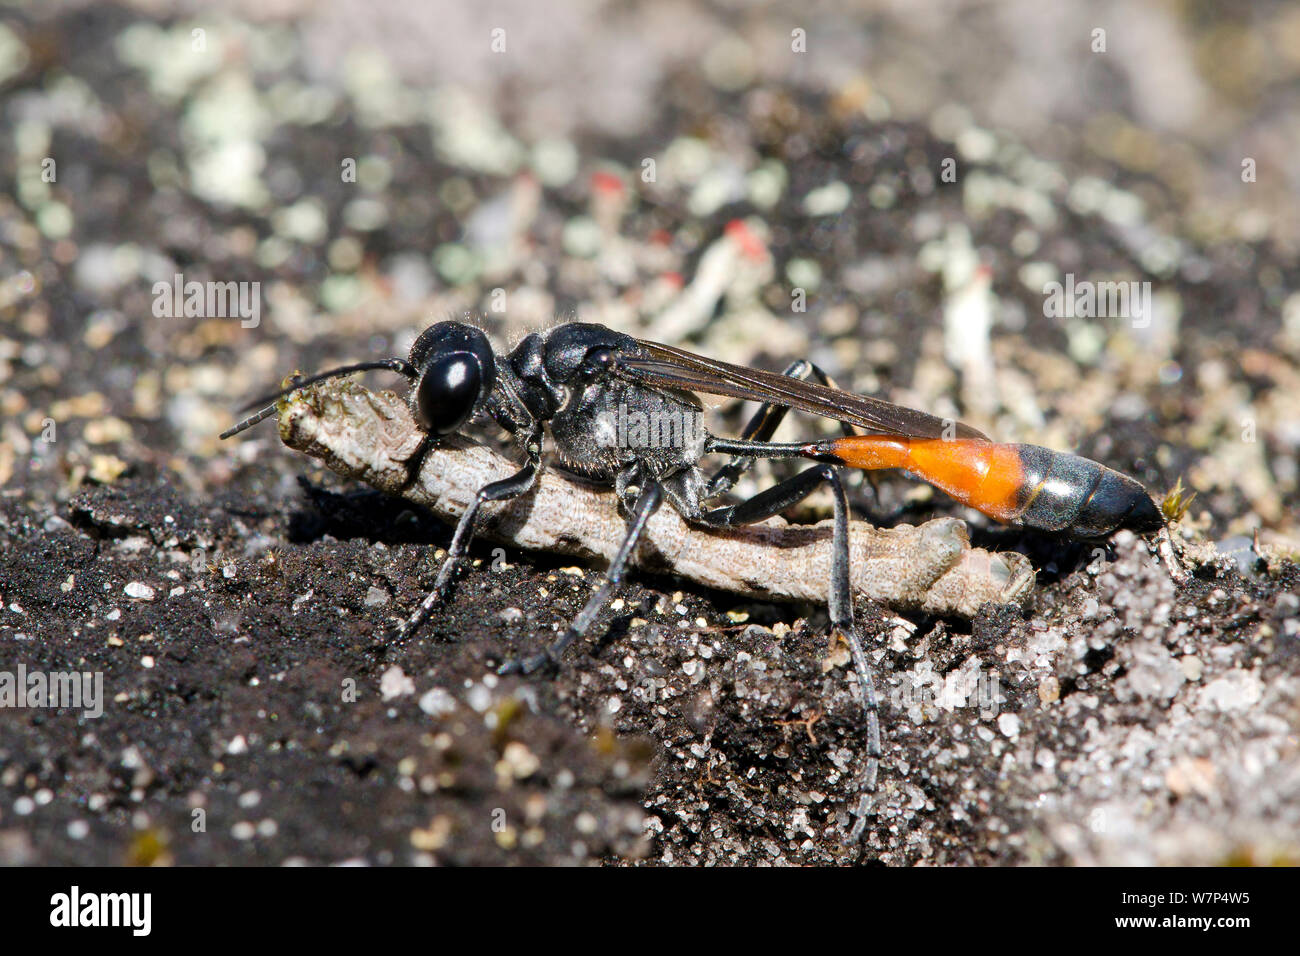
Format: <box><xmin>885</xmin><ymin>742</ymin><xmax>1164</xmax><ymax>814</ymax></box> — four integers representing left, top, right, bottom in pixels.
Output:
<box><xmin>380</xmin><ymin>666</ymin><xmax>415</xmax><ymax>701</ymax></box>
<box><xmin>124</xmin><ymin>582</ymin><xmax>155</xmax><ymax>600</ymax></box>
<box><xmin>419</xmin><ymin>688</ymin><xmax>457</xmax><ymax>717</ymax></box>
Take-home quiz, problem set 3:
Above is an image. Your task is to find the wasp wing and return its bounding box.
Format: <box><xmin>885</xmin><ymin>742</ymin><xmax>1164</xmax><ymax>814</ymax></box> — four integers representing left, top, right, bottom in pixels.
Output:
<box><xmin>618</xmin><ymin>340</ymin><xmax>989</xmax><ymax>441</ymax></box>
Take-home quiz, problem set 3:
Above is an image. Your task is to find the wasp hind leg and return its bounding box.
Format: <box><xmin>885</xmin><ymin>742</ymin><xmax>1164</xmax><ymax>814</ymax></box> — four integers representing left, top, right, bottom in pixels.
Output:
<box><xmin>706</xmin><ymin>360</ymin><xmax>858</xmax><ymax>499</ymax></box>
<box><xmin>697</xmin><ymin>463</ymin><xmax>881</xmax><ymax>844</ymax></box>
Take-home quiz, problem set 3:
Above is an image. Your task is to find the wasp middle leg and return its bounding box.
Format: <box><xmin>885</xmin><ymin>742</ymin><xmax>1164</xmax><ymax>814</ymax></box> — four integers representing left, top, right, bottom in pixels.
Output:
<box><xmin>497</xmin><ymin>475</ymin><xmax>664</xmax><ymax>675</ymax></box>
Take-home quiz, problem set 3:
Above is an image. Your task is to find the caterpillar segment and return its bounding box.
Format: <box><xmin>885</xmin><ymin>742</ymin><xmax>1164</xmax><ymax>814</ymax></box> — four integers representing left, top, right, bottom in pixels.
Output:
<box><xmin>802</xmin><ymin>436</ymin><xmax>1165</xmax><ymax>538</ymax></box>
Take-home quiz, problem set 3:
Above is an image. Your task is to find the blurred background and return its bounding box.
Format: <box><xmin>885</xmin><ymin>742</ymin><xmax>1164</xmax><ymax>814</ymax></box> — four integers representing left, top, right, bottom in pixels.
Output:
<box><xmin>2</xmin><ymin>0</ymin><xmax>1299</xmax><ymax>545</ymax></box>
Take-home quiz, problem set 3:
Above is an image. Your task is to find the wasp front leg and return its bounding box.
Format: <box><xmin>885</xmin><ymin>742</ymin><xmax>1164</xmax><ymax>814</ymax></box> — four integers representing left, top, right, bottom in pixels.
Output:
<box><xmin>393</xmin><ymin>431</ymin><xmax>543</xmax><ymax>643</ymax></box>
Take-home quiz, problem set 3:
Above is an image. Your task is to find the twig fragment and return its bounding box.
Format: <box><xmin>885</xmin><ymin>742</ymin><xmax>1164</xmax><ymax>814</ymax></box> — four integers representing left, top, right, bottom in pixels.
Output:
<box><xmin>277</xmin><ymin>380</ymin><xmax>1036</xmax><ymax>617</ymax></box>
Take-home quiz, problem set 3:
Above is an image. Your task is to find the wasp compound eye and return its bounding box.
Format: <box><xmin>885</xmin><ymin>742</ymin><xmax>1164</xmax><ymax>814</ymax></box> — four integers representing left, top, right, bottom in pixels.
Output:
<box><xmin>417</xmin><ymin>351</ymin><xmax>484</xmax><ymax>435</ymax></box>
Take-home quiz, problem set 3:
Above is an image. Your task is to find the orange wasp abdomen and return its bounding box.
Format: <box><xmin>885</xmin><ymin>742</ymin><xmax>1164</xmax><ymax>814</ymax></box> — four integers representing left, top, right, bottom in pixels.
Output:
<box><xmin>804</xmin><ymin>436</ymin><xmax>1164</xmax><ymax>538</ymax></box>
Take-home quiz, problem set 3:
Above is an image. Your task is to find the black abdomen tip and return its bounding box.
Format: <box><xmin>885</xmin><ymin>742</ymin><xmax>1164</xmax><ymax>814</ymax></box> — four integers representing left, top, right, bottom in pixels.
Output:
<box><xmin>1115</xmin><ymin>482</ymin><xmax>1165</xmax><ymax>534</ymax></box>
<box><xmin>1017</xmin><ymin>447</ymin><xmax>1164</xmax><ymax>538</ymax></box>
<box><xmin>1069</xmin><ymin>466</ymin><xmax>1164</xmax><ymax>537</ymax></box>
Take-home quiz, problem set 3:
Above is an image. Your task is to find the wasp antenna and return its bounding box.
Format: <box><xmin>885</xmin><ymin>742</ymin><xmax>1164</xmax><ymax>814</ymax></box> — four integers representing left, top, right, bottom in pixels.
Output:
<box><xmin>219</xmin><ymin>404</ymin><xmax>280</xmax><ymax>440</ymax></box>
<box><xmin>240</xmin><ymin>359</ymin><xmax>417</xmax><ymax>411</ymax></box>
<box><xmin>221</xmin><ymin>358</ymin><xmax>417</xmax><ymax>439</ymax></box>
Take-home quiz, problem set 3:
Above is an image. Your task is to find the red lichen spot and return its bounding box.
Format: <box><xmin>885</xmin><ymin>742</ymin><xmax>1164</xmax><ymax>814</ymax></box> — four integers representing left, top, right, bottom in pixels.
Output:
<box><xmin>725</xmin><ymin>219</ymin><xmax>767</xmax><ymax>261</ymax></box>
<box><xmin>590</xmin><ymin>170</ymin><xmax>625</xmax><ymax>197</ymax></box>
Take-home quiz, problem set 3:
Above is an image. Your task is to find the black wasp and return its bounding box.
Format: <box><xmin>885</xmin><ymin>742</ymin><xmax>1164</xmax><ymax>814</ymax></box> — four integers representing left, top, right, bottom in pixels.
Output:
<box><xmin>222</xmin><ymin>318</ymin><xmax>1165</xmax><ymax>841</ymax></box>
